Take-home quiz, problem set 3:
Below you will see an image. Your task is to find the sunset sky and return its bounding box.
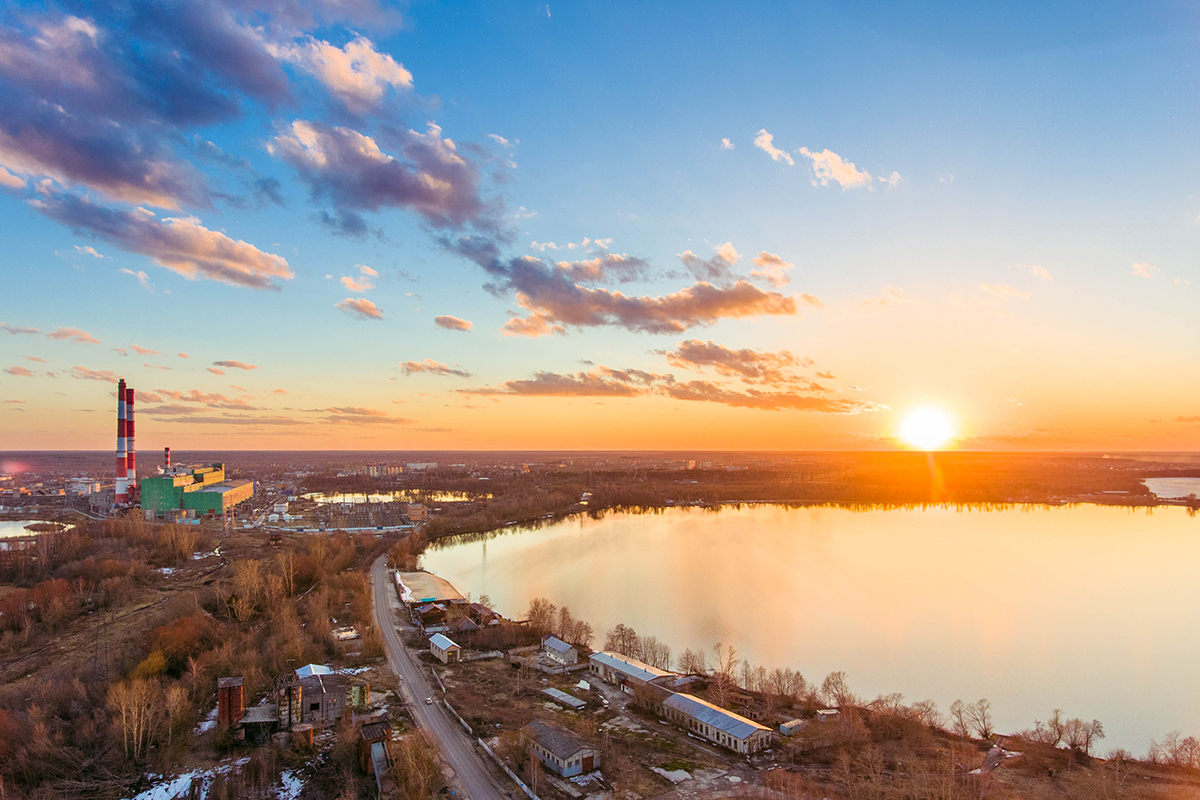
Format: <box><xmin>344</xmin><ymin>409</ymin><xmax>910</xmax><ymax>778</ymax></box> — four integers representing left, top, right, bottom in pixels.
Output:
<box><xmin>1</xmin><ymin>0</ymin><xmax>1198</xmax><ymax>451</ymax></box>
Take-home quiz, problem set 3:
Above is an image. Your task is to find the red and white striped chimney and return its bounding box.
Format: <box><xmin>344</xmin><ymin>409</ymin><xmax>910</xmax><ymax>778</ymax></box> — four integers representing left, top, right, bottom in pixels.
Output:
<box><xmin>126</xmin><ymin>386</ymin><xmax>136</xmax><ymax>490</ymax></box>
<box><xmin>115</xmin><ymin>379</ymin><xmax>128</xmax><ymax>504</ymax></box>
<box><xmin>164</xmin><ymin>446</ymin><xmax>171</xmax><ymax>471</ymax></box>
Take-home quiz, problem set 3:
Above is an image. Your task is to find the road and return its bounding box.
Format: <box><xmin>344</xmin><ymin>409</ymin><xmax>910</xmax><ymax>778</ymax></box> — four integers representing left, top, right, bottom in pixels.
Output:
<box><xmin>370</xmin><ymin>555</ymin><xmax>509</xmax><ymax>800</ymax></box>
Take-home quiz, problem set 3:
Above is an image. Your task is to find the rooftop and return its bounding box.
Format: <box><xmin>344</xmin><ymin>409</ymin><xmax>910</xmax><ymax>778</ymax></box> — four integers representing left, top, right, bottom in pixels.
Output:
<box><xmin>543</xmin><ymin>635</ymin><xmax>574</xmax><ymax>653</ymax></box>
<box><xmin>590</xmin><ymin>651</ymin><xmax>674</xmax><ymax>683</ymax></box>
<box><xmin>429</xmin><ymin>633</ymin><xmax>460</xmax><ymax>650</ymax></box>
<box><xmin>522</xmin><ymin>719</ymin><xmax>593</xmax><ymax>760</ymax></box>
<box><xmin>663</xmin><ymin>693</ymin><xmax>772</xmax><ymax>740</ymax></box>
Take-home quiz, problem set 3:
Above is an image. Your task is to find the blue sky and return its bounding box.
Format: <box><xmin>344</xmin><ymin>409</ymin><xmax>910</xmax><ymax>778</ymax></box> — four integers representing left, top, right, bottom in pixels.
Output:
<box><xmin>1</xmin><ymin>0</ymin><xmax>1198</xmax><ymax>450</ymax></box>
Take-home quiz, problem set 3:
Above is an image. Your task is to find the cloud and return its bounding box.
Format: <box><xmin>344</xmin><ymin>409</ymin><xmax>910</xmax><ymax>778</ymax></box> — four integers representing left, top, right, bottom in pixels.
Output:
<box><xmin>269</xmin><ymin>120</ymin><xmax>496</xmax><ymax>231</ymax></box>
<box><xmin>358</xmin><ymin>264</ymin><xmax>379</xmax><ymax>277</ymax></box>
<box><xmin>978</xmin><ymin>283</ymin><xmax>1031</xmax><ymax>300</ymax></box>
<box><xmin>798</xmin><ymin>147</ymin><xmax>873</xmax><ymax>189</ymax></box>
<box><xmin>46</xmin><ymin>326</ymin><xmax>99</xmax><ymax>344</ymax></box>
<box><xmin>878</xmin><ymin>171</ymin><xmax>902</xmax><ymax>188</ymax></box>
<box><xmin>0</xmin><ymin>166</ymin><xmax>26</xmax><ymax>189</ymax></box>
<box><xmin>74</xmin><ymin>245</ymin><xmax>105</xmax><ymax>258</ymax></box>
<box><xmin>118</xmin><ymin>268</ymin><xmax>154</xmax><ymax>291</ymax></box>
<box><xmin>207</xmin><ymin>367</ymin><xmax>225</xmax><ymax>375</ymax></box>
<box><xmin>400</xmin><ymin>359</ymin><xmax>471</xmax><ymax>378</ymax></box>
<box><xmin>1177</xmin><ymin>416</ymin><xmax>1200</xmax><ymax>423</ymax></box>
<box><xmin>1</xmin><ymin>323</ymin><xmax>39</xmax><ymax>335</ymax></box>
<box><xmin>750</xmin><ymin>251</ymin><xmax>794</xmax><ymax>288</ymax></box>
<box><xmin>336</xmin><ymin>297</ymin><xmax>383</xmax><ymax>319</ymax></box>
<box><xmin>720</xmin><ymin>138</ymin><xmax>734</xmax><ymax>150</ymax></box>
<box><xmin>341</xmin><ymin>274</ymin><xmax>374</xmax><ymax>291</ymax></box>
<box><xmin>4</xmin><ymin>366</ymin><xmax>35</xmax><ymax>377</ymax></box>
<box><xmin>555</xmin><ymin>252</ymin><xmax>649</xmax><ymax>284</ymax></box>
<box><xmin>754</xmin><ymin>129</ymin><xmax>794</xmax><ymax>165</ymax></box>
<box><xmin>1013</xmin><ymin>263</ymin><xmax>1053</xmax><ymax>280</ymax></box>
<box><xmin>435</xmin><ymin>315</ymin><xmax>473</xmax><ymax>331</ymax></box>
<box><xmin>444</xmin><ymin>236</ymin><xmax>797</xmax><ymax>336</ymax></box>
<box><xmin>32</xmin><ymin>193</ymin><xmax>292</xmax><ymax>289</ymax></box>
<box><xmin>24</xmin><ymin>356</ymin><xmax>46</xmax><ymax>363</ymax></box>
<box><xmin>324</xmin><ymin>406</ymin><xmax>413</xmax><ymax>424</ymax></box>
<box><xmin>836</xmin><ymin>286</ymin><xmax>913</xmax><ymax>318</ymax></box>
<box><xmin>488</xmin><ymin>134</ymin><xmax>511</xmax><ymax>148</ymax></box>
<box><xmin>1131</xmin><ymin>262</ymin><xmax>1157</xmax><ymax>278</ymax></box>
<box><xmin>69</xmin><ymin>366</ymin><xmax>118</xmax><ymax>382</ymax></box>
<box><xmin>269</xmin><ymin>35</ymin><xmax>412</xmax><ymax>111</ymax></box>
<box><xmin>178</xmin><ymin>352</ymin><xmax>190</xmax><ymax>358</ymax></box>
<box><xmin>272</xmin><ymin>388</ymin><xmax>287</xmax><ymax>394</ymax></box>
<box><xmin>132</xmin><ymin>345</ymin><xmax>160</xmax><ymax>355</ymax></box>
<box><xmin>662</xmin><ymin>339</ymin><xmax>811</xmax><ymax>384</ymax></box>
<box><xmin>213</xmin><ymin>360</ymin><xmax>257</xmax><ymax>370</ymax></box>
<box><xmin>677</xmin><ymin>242</ymin><xmax>741</xmax><ymax>282</ymax></box>
<box><xmin>663</xmin><ymin>380</ymin><xmax>881</xmax><ymax>413</ymax></box>
<box><xmin>464</xmin><ymin>363</ymin><xmax>879</xmax><ymax>414</ymax></box>
<box><xmin>155</xmin><ymin>388</ymin><xmax>257</xmax><ymax>409</ymax></box>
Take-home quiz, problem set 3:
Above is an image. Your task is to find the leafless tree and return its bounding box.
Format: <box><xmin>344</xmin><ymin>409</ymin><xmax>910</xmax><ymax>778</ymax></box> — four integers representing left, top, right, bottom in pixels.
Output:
<box><xmin>911</xmin><ymin>699</ymin><xmax>945</xmax><ymax>729</ymax></box>
<box><xmin>639</xmin><ymin>636</ymin><xmax>672</xmax><ymax>670</ymax></box>
<box><xmin>604</xmin><ymin>624</ymin><xmax>640</xmax><ymax>657</ymax></box>
<box><xmin>821</xmin><ymin>671</ymin><xmax>857</xmax><ymax>708</ymax></box>
<box><xmin>949</xmin><ymin>700</ymin><xmax>970</xmax><ymax>737</ymax></box>
<box><xmin>526</xmin><ymin>597</ymin><xmax>557</xmax><ymax>634</ymax></box>
<box><xmin>677</xmin><ymin>648</ymin><xmax>707</xmax><ymax>675</ymax></box>
<box><xmin>965</xmin><ymin>698</ymin><xmax>994</xmax><ymax>738</ymax></box>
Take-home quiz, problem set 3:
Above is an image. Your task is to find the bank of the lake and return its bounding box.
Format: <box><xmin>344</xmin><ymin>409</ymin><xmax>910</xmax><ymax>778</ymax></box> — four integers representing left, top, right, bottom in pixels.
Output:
<box><xmin>421</xmin><ymin>502</ymin><xmax>1200</xmax><ymax>753</ymax></box>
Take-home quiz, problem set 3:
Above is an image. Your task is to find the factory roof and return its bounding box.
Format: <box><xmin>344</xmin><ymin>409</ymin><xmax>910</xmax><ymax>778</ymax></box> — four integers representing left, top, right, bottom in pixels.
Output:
<box><xmin>663</xmin><ymin>693</ymin><xmax>771</xmax><ymax>740</ymax></box>
<box><xmin>522</xmin><ymin>719</ymin><xmax>595</xmax><ymax>760</ymax></box>
<box><xmin>193</xmin><ymin>479</ymin><xmax>253</xmax><ymax>494</ymax></box>
<box><xmin>589</xmin><ymin>651</ymin><xmax>674</xmax><ymax>683</ymax></box>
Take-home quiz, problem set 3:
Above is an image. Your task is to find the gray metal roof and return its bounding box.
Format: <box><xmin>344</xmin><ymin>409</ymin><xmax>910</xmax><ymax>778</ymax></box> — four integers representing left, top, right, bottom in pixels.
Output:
<box><xmin>541</xmin><ymin>688</ymin><xmax>585</xmax><ymax>710</ymax></box>
<box><xmin>589</xmin><ymin>651</ymin><xmax>673</xmax><ymax>683</ymax></box>
<box><xmin>663</xmin><ymin>693</ymin><xmax>771</xmax><ymax>740</ymax></box>
<box><xmin>543</xmin><ymin>636</ymin><xmax>574</xmax><ymax>654</ymax></box>
<box><xmin>429</xmin><ymin>633</ymin><xmax>459</xmax><ymax>650</ymax></box>
<box><xmin>523</xmin><ymin>719</ymin><xmax>593</xmax><ymax>760</ymax></box>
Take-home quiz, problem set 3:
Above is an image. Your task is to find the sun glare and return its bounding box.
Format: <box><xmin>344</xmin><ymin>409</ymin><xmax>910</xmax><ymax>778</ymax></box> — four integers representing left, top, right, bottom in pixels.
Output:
<box><xmin>899</xmin><ymin>407</ymin><xmax>956</xmax><ymax>451</ymax></box>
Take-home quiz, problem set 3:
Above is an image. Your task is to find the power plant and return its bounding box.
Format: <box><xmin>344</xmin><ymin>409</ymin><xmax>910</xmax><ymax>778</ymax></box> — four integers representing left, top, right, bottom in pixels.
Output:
<box><xmin>109</xmin><ymin>378</ymin><xmax>254</xmax><ymax>520</ymax></box>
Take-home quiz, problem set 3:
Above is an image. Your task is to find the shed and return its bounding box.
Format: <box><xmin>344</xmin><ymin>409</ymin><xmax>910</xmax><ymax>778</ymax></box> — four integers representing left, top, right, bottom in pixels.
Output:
<box><xmin>541</xmin><ymin>687</ymin><xmax>586</xmax><ymax>710</ymax></box>
<box><xmin>520</xmin><ymin>719</ymin><xmax>600</xmax><ymax>777</ymax></box>
<box><xmin>429</xmin><ymin>633</ymin><xmax>461</xmax><ymax>664</ymax></box>
<box><xmin>217</xmin><ymin>676</ymin><xmax>244</xmax><ymax>730</ymax></box>
<box><xmin>780</xmin><ymin>718</ymin><xmax>806</xmax><ymax>736</ymax></box>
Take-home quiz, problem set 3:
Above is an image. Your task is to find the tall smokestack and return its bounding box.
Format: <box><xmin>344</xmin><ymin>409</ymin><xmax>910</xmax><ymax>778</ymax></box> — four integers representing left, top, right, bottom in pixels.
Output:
<box><xmin>164</xmin><ymin>446</ymin><xmax>171</xmax><ymax>471</ymax></box>
<box><xmin>126</xmin><ymin>386</ymin><xmax>136</xmax><ymax>489</ymax></box>
<box><xmin>115</xmin><ymin>379</ymin><xmax>128</xmax><ymax>504</ymax></box>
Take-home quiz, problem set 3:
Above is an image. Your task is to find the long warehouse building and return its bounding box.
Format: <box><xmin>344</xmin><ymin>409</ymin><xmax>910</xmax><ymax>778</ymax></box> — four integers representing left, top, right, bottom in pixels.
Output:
<box><xmin>141</xmin><ymin>463</ymin><xmax>254</xmax><ymax>517</ymax></box>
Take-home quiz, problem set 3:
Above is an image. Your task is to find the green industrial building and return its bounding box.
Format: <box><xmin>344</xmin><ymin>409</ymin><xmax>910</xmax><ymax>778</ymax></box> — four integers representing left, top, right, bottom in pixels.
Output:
<box><xmin>140</xmin><ymin>463</ymin><xmax>255</xmax><ymax>518</ymax></box>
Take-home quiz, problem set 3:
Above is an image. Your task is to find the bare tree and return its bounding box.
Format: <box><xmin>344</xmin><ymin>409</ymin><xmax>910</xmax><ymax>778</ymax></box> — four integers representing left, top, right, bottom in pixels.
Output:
<box><xmin>640</xmin><ymin>636</ymin><xmax>672</xmax><ymax>670</ymax></box>
<box><xmin>677</xmin><ymin>648</ymin><xmax>707</xmax><ymax>675</ymax></box>
<box><xmin>1046</xmin><ymin>708</ymin><xmax>1066</xmax><ymax>747</ymax></box>
<box><xmin>820</xmin><ymin>671</ymin><xmax>857</xmax><ymax>708</ymax></box>
<box><xmin>604</xmin><ymin>624</ymin><xmax>640</xmax><ymax>657</ymax></box>
<box><xmin>911</xmin><ymin>699</ymin><xmax>945</xmax><ymax>730</ymax></box>
<box><xmin>949</xmin><ymin>700</ymin><xmax>970</xmax><ymax>737</ymax></box>
<box><xmin>965</xmin><ymin>698</ymin><xmax>994</xmax><ymax>738</ymax></box>
<box><xmin>556</xmin><ymin>606</ymin><xmax>574</xmax><ymax>639</ymax></box>
<box><xmin>526</xmin><ymin>597</ymin><xmax>557</xmax><ymax>634</ymax></box>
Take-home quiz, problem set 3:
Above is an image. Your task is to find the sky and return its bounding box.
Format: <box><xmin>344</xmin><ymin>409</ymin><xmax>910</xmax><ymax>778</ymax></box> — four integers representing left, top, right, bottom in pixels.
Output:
<box><xmin>1</xmin><ymin>0</ymin><xmax>1198</xmax><ymax>451</ymax></box>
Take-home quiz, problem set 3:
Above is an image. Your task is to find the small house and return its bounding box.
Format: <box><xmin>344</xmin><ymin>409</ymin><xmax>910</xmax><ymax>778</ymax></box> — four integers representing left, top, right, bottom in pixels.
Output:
<box><xmin>541</xmin><ymin>635</ymin><xmax>578</xmax><ymax>666</ymax></box>
<box><xmin>817</xmin><ymin>708</ymin><xmax>840</xmax><ymax>723</ymax></box>
<box><xmin>217</xmin><ymin>676</ymin><xmax>244</xmax><ymax>730</ymax></box>
<box><xmin>429</xmin><ymin>633</ymin><xmax>461</xmax><ymax>664</ymax></box>
<box><xmin>520</xmin><ymin>719</ymin><xmax>600</xmax><ymax>777</ymax></box>
<box><xmin>780</xmin><ymin>718</ymin><xmax>806</xmax><ymax>736</ymax></box>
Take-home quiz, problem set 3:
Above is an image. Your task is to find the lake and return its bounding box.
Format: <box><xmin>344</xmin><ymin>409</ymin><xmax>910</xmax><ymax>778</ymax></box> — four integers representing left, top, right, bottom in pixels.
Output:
<box><xmin>0</xmin><ymin>519</ymin><xmax>56</xmax><ymax>539</ymax></box>
<box><xmin>1144</xmin><ymin>478</ymin><xmax>1200</xmax><ymax>500</ymax></box>
<box><xmin>421</xmin><ymin>503</ymin><xmax>1200</xmax><ymax>753</ymax></box>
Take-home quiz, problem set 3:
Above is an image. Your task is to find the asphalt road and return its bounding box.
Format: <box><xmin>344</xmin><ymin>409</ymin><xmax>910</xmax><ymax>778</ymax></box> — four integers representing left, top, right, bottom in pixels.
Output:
<box><xmin>370</xmin><ymin>554</ymin><xmax>508</xmax><ymax>800</ymax></box>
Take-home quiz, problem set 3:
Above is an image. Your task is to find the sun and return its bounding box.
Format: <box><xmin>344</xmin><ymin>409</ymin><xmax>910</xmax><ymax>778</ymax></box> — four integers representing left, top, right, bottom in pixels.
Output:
<box><xmin>898</xmin><ymin>407</ymin><xmax>956</xmax><ymax>451</ymax></box>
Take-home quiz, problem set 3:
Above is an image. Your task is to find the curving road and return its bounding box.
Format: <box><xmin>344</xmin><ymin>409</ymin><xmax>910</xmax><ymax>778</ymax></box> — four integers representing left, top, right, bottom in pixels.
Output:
<box><xmin>370</xmin><ymin>554</ymin><xmax>508</xmax><ymax>800</ymax></box>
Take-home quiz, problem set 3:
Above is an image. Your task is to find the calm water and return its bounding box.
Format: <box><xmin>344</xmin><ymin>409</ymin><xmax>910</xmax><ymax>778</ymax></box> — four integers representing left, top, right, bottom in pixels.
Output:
<box><xmin>0</xmin><ymin>519</ymin><xmax>56</xmax><ymax>539</ymax></box>
<box><xmin>422</xmin><ymin>503</ymin><xmax>1200</xmax><ymax>752</ymax></box>
<box><xmin>1144</xmin><ymin>478</ymin><xmax>1200</xmax><ymax>499</ymax></box>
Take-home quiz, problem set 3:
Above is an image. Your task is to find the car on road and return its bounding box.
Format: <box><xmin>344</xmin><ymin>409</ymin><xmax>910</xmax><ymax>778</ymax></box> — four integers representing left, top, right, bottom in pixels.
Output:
<box><xmin>426</xmin><ymin>697</ymin><xmax>433</xmax><ymax>705</ymax></box>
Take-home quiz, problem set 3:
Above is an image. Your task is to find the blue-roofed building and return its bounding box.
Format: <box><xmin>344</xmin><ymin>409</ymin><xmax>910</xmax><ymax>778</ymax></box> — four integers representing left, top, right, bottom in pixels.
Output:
<box><xmin>588</xmin><ymin>651</ymin><xmax>674</xmax><ymax>689</ymax></box>
<box><xmin>429</xmin><ymin>633</ymin><xmax>461</xmax><ymax>664</ymax></box>
<box><xmin>662</xmin><ymin>693</ymin><xmax>774</xmax><ymax>754</ymax></box>
<box><xmin>541</xmin><ymin>635</ymin><xmax>578</xmax><ymax>665</ymax></box>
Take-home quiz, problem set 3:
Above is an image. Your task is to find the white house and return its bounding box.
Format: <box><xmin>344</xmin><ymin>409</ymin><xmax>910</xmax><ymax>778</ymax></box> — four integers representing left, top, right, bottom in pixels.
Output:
<box><xmin>588</xmin><ymin>651</ymin><xmax>673</xmax><ymax>689</ymax></box>
<box><xmin>541</xmin><ymin>635</ymin><xmax>578</xmax><ymax>665</ymax></box>
<box><xmin>429</xmin><ymin>633</ymin><xmax>461</xmax><ymax>664</ymax></box>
